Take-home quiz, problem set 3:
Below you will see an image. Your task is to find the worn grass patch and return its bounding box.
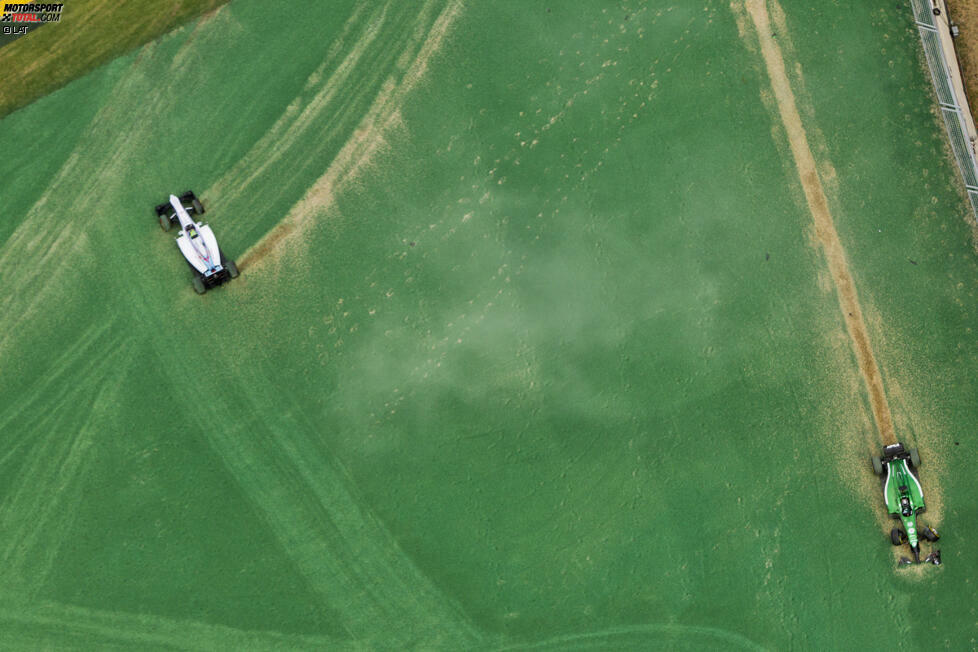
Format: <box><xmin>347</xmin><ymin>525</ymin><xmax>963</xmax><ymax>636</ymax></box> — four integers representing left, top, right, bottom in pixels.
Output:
<box><xmin>0</xmin><ymin>0</ymin><xmax>227</xmax><ymax>118</ymax></box>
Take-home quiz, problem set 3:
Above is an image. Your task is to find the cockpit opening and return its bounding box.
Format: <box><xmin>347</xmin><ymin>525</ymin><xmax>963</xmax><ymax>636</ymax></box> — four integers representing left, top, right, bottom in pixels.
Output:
<box><xmin>899</xmin><ymin>495</ymin><xmax>912</xmax><ymax>517</ymax></box>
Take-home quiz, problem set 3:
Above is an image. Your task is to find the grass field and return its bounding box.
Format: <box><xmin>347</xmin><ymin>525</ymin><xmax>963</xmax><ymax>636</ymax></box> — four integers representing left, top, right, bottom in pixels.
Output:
<box><xmin>2</xmin><ymin>0</ymin><xmax>978</xmax><ymax>648</ymax></box>
<box><xmin>0</xmin><ymin>0</ymin><xmax>227</xmax><ymax>118</ymax></box>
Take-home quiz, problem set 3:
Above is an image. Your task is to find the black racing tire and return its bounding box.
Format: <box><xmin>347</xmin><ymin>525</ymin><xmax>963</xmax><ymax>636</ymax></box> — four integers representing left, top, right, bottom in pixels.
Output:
<box><xmin>909</xmin><ymin>448</ymin><xmax>921</xmax><ymax>468</ymax></box>
<box><xmin>192</xmin><ymin>275</ymin><xmax>206</xmax><ymax>295</ymax></box>
<box><xmin>226</xmin><ymin>259</ymin><xmax>239</xmax><ymax>279</ymax></box>
<box><xmin>871</xmin><ymin>456</ymin><xmax>883</xmax><ymax>475</ymax></box>
<box><xmin>920</xmin><ymin>526</ymin><xmax>940</xmax><ymax>542</ymax></box>
<box><xmin>159</xmin><ymin>214</ymin><xmax>171</xmax><ymax>232</ymax></box>
<box><xmin>891</xmin><ymin>528</ymin><xmax>906</xmax><ymax>546</ymax></box>
<box><xmin>192</xmin><ymin>198</ymin><xmax>204</xmax><ymax>215</ymax></box>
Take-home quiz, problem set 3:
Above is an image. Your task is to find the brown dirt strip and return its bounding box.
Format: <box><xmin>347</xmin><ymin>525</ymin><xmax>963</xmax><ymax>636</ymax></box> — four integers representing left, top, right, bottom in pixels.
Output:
<box><xmin>947</xmin><ymin>0</ymin><xmax>978</xmax><ymax>126</ymax></box>
<box><xmin>237</xmin><ymin>222</ymin><xmax>295</xmax><ymax>271</ymax></box>
<box><xmin>743</xmin><ymin>0</ymin><xmax>896</xmax><ymax>444</ymax></box>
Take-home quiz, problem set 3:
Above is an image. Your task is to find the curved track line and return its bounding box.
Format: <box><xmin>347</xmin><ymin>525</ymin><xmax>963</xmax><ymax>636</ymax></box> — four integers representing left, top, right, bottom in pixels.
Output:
<box><xmin>0</xmin><ymin>338</ymin><xmax>129</xmax><ymax>597</ymax></box>
<box><xmin>238</xmin><ymin>0</ymin><xmax>463</xmax><ymax>271</ymax></box>
<box><xmin>209</xmin><ymin>3</ymin><xmax>391</xmax><ymax>199</ymax></box>
<box><xmin>743</xmin><ymin>0</ymin><xmax>895</xmax><ymax>444</ymax></box>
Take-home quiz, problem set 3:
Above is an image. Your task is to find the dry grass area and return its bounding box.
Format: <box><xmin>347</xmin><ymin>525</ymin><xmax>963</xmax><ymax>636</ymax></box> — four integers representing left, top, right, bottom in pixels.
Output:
<box><xmin>0</xmin><ymin>0</ymin><xmax>227</xmax><ymax>118</ymax></box>
<box><xmin>948</xmin><ymin>0</ymin><xmax>978</xmax><ymax>123</ymax></box>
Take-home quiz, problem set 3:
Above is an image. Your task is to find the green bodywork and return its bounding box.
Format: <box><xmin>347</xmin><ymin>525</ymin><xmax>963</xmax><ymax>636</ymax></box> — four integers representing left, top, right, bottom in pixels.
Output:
<box><xmin>884</xmin><ymin>459</ymin><xmax>925</xmax><ymax>549</ymax></box>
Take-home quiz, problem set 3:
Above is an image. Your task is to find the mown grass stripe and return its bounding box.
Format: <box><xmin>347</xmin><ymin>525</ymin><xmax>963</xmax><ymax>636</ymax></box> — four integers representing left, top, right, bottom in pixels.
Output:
<box><xmin>0</xmin><ymin>597</ymin><xmax>348</xmax><ymax>650</ymax></box>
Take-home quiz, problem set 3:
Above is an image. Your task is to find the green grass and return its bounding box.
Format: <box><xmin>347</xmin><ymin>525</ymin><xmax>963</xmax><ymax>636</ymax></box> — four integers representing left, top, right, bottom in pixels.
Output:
<box><xmin>0</xmin><ymin>0</ymin><xmax>977</xmax><ymax>648</ymax></box>
<box><xmin>0</xmin><ymin>0</ymin><xmax>226</xmax><ymax>118</ymax></box>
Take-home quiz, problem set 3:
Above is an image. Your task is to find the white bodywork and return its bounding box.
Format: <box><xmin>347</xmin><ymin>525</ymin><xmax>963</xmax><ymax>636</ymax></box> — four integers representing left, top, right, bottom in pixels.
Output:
<box><xmin>170</xmin><ymin>194</ymin><xmax>222</xmax><ymax>276</ymax></box>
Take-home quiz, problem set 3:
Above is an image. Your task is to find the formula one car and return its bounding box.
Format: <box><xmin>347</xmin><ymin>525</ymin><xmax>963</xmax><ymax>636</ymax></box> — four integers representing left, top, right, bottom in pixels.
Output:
<box><xmin>871</xmin><ymin>443</ymin><xmax>941</xmax><ymax>566</ymax></box>
<box><xmin>155</xmin><ymin>191</ymin><xmax>238</xmax><ymax>294</ymax></box>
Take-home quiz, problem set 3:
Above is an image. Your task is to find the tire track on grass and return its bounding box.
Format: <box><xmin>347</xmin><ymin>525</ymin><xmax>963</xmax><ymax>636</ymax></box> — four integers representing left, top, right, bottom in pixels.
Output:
<box><xmin>238</xmin><ymin>0</ymin><xmax>463</xmax><ymax>271</ymax></box>
<box><xmin>0</xmin><ymin>319</ymin><xmax>117</xmax><ymax>469</ymax></box>
<box><xmin>0</xmin><ymin>331</ymin><xmax>130</xmax><ymax>598</ymax></box>
<box><xmin>85</xmin><ymin>7</ymin><xmax>481</xmax><ymax>635</ymax></box>
<box><xmin>0</xmin><ymin>12</ymin><xmax>243</xmax><ymax>601</ymax></box>
<box><xmin>737</xmin><ymin>0</ymin><xmax>946</xmax><ymax>567</ymax></box>
<box><xmin>2</xmin><ymin>2</ymin><xmax>477</xmax><ymax>642</ymax></box>
<box><xmin>0</xmin><ymin>597</ymin><xmax>345</xmax><ymax>650</ymax></box>
<box><xmin>210</xmin><ymin>2</ymin><xmax>390</xmax><ymax>199</ymax></box>
<box><xmin>141</xmin><ymin>353</ymin><xmax>484</xmax><ymax>646</ymax></box>
<box><xmin>0</xmin><ymin>14</ymin><xmax>206</xmax><ymax>363</ymax></box>
<box><xmin>740</xmin><ymin>0</ymin><xmax>896</xmax><ymax>445</ymax></box>
<box><xmin>203</xmin><ymin>1</ymin><xmax>431</xmax><ymax>254</ymax></box>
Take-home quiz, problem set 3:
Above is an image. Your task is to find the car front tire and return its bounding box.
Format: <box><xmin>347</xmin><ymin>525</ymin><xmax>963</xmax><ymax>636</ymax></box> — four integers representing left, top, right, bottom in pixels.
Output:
<box><xmin>890</xmin><ymin>528</ymin><xmax>906</xmax><ymax>546</ymax></box>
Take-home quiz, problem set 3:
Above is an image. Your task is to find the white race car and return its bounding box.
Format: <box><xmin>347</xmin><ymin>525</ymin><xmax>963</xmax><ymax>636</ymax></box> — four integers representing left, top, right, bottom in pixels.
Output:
<box><xmin>156</xmin><ymin>191</ymin><xmax>238</xmax><ymax>294</ymax></box>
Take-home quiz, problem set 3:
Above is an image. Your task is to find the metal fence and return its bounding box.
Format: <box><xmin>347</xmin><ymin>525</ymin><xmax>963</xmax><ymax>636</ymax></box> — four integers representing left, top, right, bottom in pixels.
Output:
<box><xmin>910</xmin><ymin>0</ymin><xmax>978</xmax><ymax>218</ymax></box>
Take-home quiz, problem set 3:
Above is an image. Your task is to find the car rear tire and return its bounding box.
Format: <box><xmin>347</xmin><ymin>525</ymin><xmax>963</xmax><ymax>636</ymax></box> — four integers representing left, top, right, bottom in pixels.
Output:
<box><xmin>226</xmin><ymin>259</ymin><xmax>239</xmax><ymax>279</ymax></box>
<box><xmin>920</xmin><ymin>526</ymin><xmax>939</xmax><ymax>542</ymax></box>
<box><xmin>192</xmin><ymin>275</ymin><xmax>206</xmax><ymax>295</ymax></box>
<box><xmin>159</xmin><ymin>214</ymin><xmax>171</xmax><ymax>232</ymax></box>
<box><xmin>192</xmin><ymin>198</ymin><xmax>204</xmax><ymax>215</ymax></box>
<box><xmin>891</xmin><ymin>528</ymin><xmax>906</xmax><ymax>546</ymax></box>
<box><xmin>871</xmin><ymin>456</ymin><xmax>883</xmax><ymax>475</ymax></box>
<box><xmin>909</xmin><ymin>448</ymin><xmax>921</xmax><ymax>468</ymax></box>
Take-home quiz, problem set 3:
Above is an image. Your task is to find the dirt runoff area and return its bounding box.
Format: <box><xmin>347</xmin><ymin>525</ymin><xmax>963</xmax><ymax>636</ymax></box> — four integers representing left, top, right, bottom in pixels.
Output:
<box><xmin>948</xmin><ymin>0</ymin><xmax>978</xmax><ymax>123</ymax></box>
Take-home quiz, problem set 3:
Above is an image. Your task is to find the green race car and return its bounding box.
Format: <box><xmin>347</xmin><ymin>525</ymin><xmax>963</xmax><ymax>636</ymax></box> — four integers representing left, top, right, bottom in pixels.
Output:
<box><xmin>871</xmin><ymin>443</ymin><xmax>941</xmax><ymax>565</ymax></box>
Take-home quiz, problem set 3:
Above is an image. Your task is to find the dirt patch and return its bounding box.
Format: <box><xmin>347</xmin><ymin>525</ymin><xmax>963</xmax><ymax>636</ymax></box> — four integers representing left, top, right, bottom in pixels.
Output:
<box><xmin>238</xmin><ymin>222</ymin><xmax>295</xmax><ymax>271</ymax></box>
<box><xmin>948</xmin><ymin>0</ymin><xmax>978</xmax><ymax>126</ymax></box>
<box><xmin>744</xmin><ymin>0</ymin><xmax>896</xmax><ymax>445</ymax></box>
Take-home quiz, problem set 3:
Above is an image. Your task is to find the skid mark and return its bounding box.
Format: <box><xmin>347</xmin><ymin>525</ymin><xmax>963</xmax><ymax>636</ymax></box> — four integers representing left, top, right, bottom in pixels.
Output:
<box><xmin>144</xmin><ymin>357</ymin><xmax>482</xmax><ymax>646</ymax></box>
<box><xmin>499</xmin><ymin>622</ymin><xmax>764</xmax><ymax>651</ymax></box>
<box><xmin>0</xmin><ymin>318</ymin><xmax>117</xmax><ymax>452</ymax></box>
<box><xmin>238</xmin><ymin>0</ymin><xmax>463</xmax><ymax>271</ymax></box>
<box><xmin>742</xmin><ymin>0</ymin><xmax>895</xmax><ymax>444</ymax></box>
<box><xmin>0</xmin><ymin>16</ymin><xmax>216</xmax><ymax>363</ymax></box>
<box><xmin>209</xmin><ymin>3</ymin><xmax>391</xmax><ymax>202</ymax></box>
<box><xmin>2</xmin><ymin>4</ymin><xmax>476</xmax><ymax>642</ymax></box>
<box><xmin>0</xmin><ymin>597</ymin><xmax>343</xmax><ymax>650</ymax></box>
<box><xmin>0</xmin><ymin>336</ymin><xmax>129</xmax><ymax>598</ymax></box>
<box><xmin>0</xmin><ymin>225</ymin><xmax>89</xmax><ymax>357</ymax></box>
<box><xmin>128</xmin><ymin>284</ymin><xmax>480</xmax><ymax>640</ymax></box>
